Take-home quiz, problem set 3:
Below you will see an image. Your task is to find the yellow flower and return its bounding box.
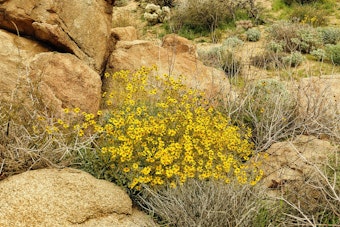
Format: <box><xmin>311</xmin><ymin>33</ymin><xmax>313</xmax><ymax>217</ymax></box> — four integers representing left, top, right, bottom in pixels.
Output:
<box><xmin>73</xmin><ymin>107</ymin><xmax>80</xmax><ymax>113</ymax></box>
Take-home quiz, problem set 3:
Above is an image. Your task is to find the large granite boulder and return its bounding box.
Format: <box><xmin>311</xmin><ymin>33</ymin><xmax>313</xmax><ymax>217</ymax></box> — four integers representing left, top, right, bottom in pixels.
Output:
<box><xmin>0</xmin><ymin>168</ymin><xmax>157</xmax><ymax>226</ymax></box>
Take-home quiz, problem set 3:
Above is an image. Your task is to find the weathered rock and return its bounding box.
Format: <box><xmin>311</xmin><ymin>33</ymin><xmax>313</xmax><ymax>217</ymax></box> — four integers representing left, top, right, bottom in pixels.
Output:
<box><xmin>162</xmin><ymin>34</ymin><xmax>197</xmax><ymax>56</ymax></box>
<box><xmin>260</xmin><ymin>135</ymin><xmax>338</xmax><ymax>190</ymax></box>
<box><xmin>29</xmin><ymin>52</ymin><xmax>102</xmax><ymax>114</ymax></box>
<box><xmin>0</xmin><ymin>0</ymin><xmax>113</xmax><ymax>73</ymax></box>
<box><xmin>106</xmin><ymin>39</ymin><xmax>230</xmax><ymax>101</ymax></box>
<box><xmin>111</xmin><ymin>26</ymin><xmax>138</xmax><ymax>41</ymax></box>
<box><xmin>0</xmin><ymin>168</ymin><xmax>157</xmax><ymax>227</ymax></box>
<box><xmin>0</xmin><ymin>29</ymin><xmax>49</xmax><ymax>100</ymax></box>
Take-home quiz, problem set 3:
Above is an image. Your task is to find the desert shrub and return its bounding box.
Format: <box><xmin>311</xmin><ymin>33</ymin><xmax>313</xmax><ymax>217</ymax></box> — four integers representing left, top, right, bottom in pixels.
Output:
<box><xmin>318</xmin><ymin>27</ymin><xmax>340</xmax><ymax>45</ymax></box>
<box><xmin>145</xmin><ymin>0</ymin><xmax>176</xmax><ymax>7</ymax></box>
<box><xmin>0</xmin><ymin>76</ymin><xmax>87</xmax><ymax>180</ymax></box>
<box><xmin>289</xmin><ymin>4</ymin><xmax>328</xmax><ymax>26</ymax></box>
<box><xmin>137</xmin><ymin>179</ymin><xmax>275</xmax><ymax>227</ymax></box>
<box><xmin>282</xmin><ymin>51</ymin><xmax>305</xmax><ymax>66</ymax></box>
<box><xmin>169</xmin><ymin>0</ymin><xmax>232</xmax><ymax>34</ymax></box>
<box><xmin>197</xmin><ymin>47</ymin><xmax>223</xmax><ymax>69</ymax></box>
<box><xmin>250</xmin><ymin>51</ymin><xmax>286</xmax><ymax>69</ymax></box>
<box><xmin>113</xmin><ymin>0</ymin><xmax>128</xmax><ymax>7</ymax></box>
<box><xmin>236</xmin><ymin>19</ymin><xmax>253</xmax><ymax>30</ymax></box>
<box><xmin>198</xmin><ymin>39</ymin><xmax>243</xmax><ymax>77</ymax></box>
<box><xmin>267</xmin><ymin>21</ymin><xmax>322</xmax><ymax>53</ymax></box>
<box><xmin>222</xmin><ymin>36</ymin><xmax>244</xmax><ymax>48</ymax></box>
<box><xmin>326</xmin><ymin>44</ymin><xmax>340</xmax><ymax>65</ymax></box>
<box><xmin>311</xmin><ymin>48</ymin><xmax>326</xmax><ymax>61</ymax></box>
<box><xmin>224</xmin><ymin>78</ymin><xmax>299</xmax><ymax>151</ymax></box>
<box><xmin>220</xmin><ymin>50</ymin><xmax>243</xmax><ymax>77</ymax></box>
<box><xmin>283</xmin><ymin>0</ymin><xmax>324</xmax><ymax>5</ymax></box>
<box><xmin>266</xmin><ymin>40</ymin><xmax>284</xmax><ymax>53</ymax></box>
<box><xmin>246</xmin><ymin>28</ymin><xmax>261</xmax><ymax>41</ymax></box>
<box><xmin>63</xmin><ymin>66</ymin><xmax>262</xmax><ymax>192</ymax></box>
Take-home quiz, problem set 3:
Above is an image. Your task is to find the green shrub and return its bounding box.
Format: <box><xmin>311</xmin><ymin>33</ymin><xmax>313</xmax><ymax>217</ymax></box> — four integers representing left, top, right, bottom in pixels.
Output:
<box><xmin>145</xmin><ymin>0</ymin><xmax>176</xmax><ymax>7</ymax></box>
<box><xmin>289</xmin><ymin>4</ymin><xmax>328</xmax><ymax>26</ymax></box>
<box><xmin>246</xmin><ymin>28</ymin><xmax>261</xmax><ymax>42</ymax></box>
<box><xmin>326</xmin><ymin>44</ymin><xmax>340</xmax><ymax>65</ymax></box>
<box><xmin>169</xmin><ymin>0</ymin><xmax>232</xmax><ymax>33</ymax></box>
<box><xmin>283</xmin><ymin>0</ymin><xmax>323</xmax><ymax>6</ymax></box>
<box><xmin>266</xmin><ymin>40</ymin><xmax>284</xmax><ymax>53</ymax></box>
<box><xmin>311</xmin><ymin>48</ymin><xmax>326</xmax><ymax>61</ymax></box>
<box><xmin>250</xmin><ymin>52</ymin><xmax>286</xmax><ymax>69</ymax></box>
<box><xmin>318</xmin><ymin>27</ymin><xmax>340</xmax><ymax>45</ymax></box>
<box><xmin>222</xmin><ymin>36</ymin><xmax>244</xmax><ymax>48</ymax></box>
<box><xmin>267</xmin><ymin>21</ymin><xmax>322</xmax><ymax>53</ymax></box>
<box><xmin>220</xmin><ymin>50</ymin><xmax>243</xmax><ymax>77</ymax></box>
<box><xmin>282</xmin><ymin>51</ymin><xmax>305</xmax><ymax>66</ymax></box>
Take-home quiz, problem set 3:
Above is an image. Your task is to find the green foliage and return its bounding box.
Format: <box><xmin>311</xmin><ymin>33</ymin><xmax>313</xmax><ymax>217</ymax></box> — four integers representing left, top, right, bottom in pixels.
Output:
<box><xmin>145</xmin><ymin>0</ymin><xmax>176</xmax><ymax>7</ymax></box>
<box><xmin>223</xmin><ymin>36</ymin><xmax>244</xmax><ymax>48</ymax></box>
<box><xmin>267</xmin><ymin>21</ymin><xmax>322</xmax><ymax>53</ymax></box>
<box><xmin>198</xmin><ymin>39</ymin><xmax>244</xmax><ymax>77</ymax></box>
<box><xmin>326</xmin><ymin>44</ymin><xmax>340</xmax><ymax>65</ymax></box>
<box><xmin>311</xmin><ymin>48</ymin><xmax>326</xmax><ymax>61</ymax></box>
<box><xmin>282</xmin><ymin>51</ymin><xmax>305</xmax><ymax>66</ymax></box>
<box><xmin>289</xmin><ymin>4</ymin><xmax>328</xmax><ymax>26</ymax></box>
<box><xmin>221</xmin><ymin>50</ymin><xmax>243</xmax><ymax>77</ymax></box>
<box><xmin>246</xmin><ymin>28</ymin><xmax>261</xmax><ymax>42</ymax></box>
<box><xmin>169</xmin><ymin>0</ymin><xmax>232</xmax><ymax>34</ymax></box>
<box><xmin>283</xmin><ymin>0</ymin><xmax>324</xmax><ymax>6</ymax></box>
<box><xmin>318</xmin><ymin>27</ymin><xmax>340</xmax><ymax>45</ymax></box>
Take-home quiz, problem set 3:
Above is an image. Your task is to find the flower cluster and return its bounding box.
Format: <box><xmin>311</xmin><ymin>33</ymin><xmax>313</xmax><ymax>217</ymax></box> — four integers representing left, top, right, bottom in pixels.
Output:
<box><xmin>64</xmin><ymin>66</ymin><xmax>263</xmax><ymax>190</ymax></box>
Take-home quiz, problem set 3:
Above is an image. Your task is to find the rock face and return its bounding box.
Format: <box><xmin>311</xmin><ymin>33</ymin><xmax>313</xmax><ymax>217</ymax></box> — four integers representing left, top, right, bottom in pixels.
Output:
<box><xmin>0</xmin><ymin>0</ymin><xmax>113</xmax><ymax>73</ymax></box>
<box><xmin>0</xmin><ymin>29</ymin><xmax>102</xmax><ymax>114</ymax></box>
<box><xmin>29</xmin><ymin>52</ymin><xmax>102</xmax><ymax>113</ymax></box>
<box><xmin>162</xmin><ymin>34</ymin><xmax>197</xmax><ymax>56</ymax></box>
<box><xmin>0</xmin><ymin>29</ymin><xmax>49</xmax><ymax>100</ymax></box>
<box><xmin>111</xmin><ymin>26</ymin><xmax>138</xmax><ymax>41</ymax></box>
<box><xmin>106</xmin><ymin>38</ymin><xmax>230</xmax><ymax>100</ymax></box>
<box><xmin>0</xmin><ymin>168</ymin><xmax>157</xmax><ymax>227</ymax></box>
<box><xmin>260</xmin><ymin>135</ymin><xmax>338</xmax><ymax>191</ymax></box>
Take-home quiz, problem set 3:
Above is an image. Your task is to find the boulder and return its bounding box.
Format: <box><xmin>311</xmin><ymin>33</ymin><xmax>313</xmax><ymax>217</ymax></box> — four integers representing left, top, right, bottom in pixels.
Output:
<box><xmin>0</xmin><ymin>29</ymin><xmax>49</xmax><ymax>101</ymax></box>
<box><xmin>111</xmin><ymin>26</ymin><xmax>138</xmax><ymax>41</ymax></box>
<box><xmin>29</xmin><ymin>52</ymin><xmax>102</xmax><ymax>114</ymax></box>
<box><xmin>105</xmin><ymin>39</ymin><xmax>230</xmax><ymax>101</ymax></box>
<box><xmin>0</xmin><ymin>29</ymin><xmax>102</xmax><ymax>114</ymax></box>
<box><xmin>0</xmin><ymin>0</ymin><xmax>113</xmax><ymax>73</ymax></box>
<box><xmin>0</xmin><ymin>168</ymin><xmax>157</xmax><ymax>226</ymax></box>
<box><xmin>259</xmin><ymin>135</ymin><xmax>338</xmax><ymax>191</ymax></box>
<box><xmin>162</xmin><ymin>34</ymin><xmax>197</xmax><ymax>56</ymax></box>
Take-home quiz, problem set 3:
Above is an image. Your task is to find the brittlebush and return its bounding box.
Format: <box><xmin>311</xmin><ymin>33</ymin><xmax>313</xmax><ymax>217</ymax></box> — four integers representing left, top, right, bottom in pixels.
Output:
<box><xmin>61</xmin><ymin>66</ymin><xmax>263</xmax><ymax>190</ymax></box>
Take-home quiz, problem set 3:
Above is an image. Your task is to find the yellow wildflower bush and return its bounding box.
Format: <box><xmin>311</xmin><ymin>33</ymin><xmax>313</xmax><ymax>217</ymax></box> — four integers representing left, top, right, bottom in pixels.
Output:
<box><xmin>64</xmin><ymin>66</ymin><xmax>263</xmax><ymax>190</ymax></box>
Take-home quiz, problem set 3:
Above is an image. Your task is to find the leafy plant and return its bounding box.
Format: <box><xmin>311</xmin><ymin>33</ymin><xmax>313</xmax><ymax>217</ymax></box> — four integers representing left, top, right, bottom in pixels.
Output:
<box><xmin>246</xmin><ymin>28</ymin><xmax>261</xmax><ymax>42</ymax></box>
<box><xmin>318</xmin><ymin>27</ymin><xmax>340</xmax><ymax>45</ymax></box>
<box><xmin>326</xmin><ymin>44</ymin><xmax>340</xmax><ymax>65</ymax></box>
<box><xmin>282</xmin><ymin>51</ymin><xmax>305</xmax><ymax>66</ymax></box>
